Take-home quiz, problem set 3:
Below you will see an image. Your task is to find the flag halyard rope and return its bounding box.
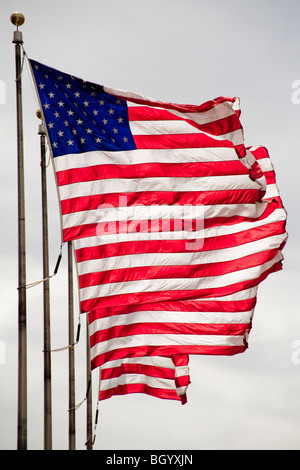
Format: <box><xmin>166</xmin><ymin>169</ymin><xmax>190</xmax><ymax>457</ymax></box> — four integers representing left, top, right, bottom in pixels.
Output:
<box><xmin>85</xmin><ymin>371</ymin><xmax>101</xmax><ymax>447</ymax></box>
<box><xmin>17</xmin><ymin>243</ymin><xmax>63</xmax><ymax>290</ymax></box>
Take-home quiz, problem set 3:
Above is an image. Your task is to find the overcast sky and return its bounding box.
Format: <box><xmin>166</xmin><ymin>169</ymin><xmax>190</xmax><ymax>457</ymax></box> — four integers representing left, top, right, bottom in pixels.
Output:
<box><xmin>1</xmin><ymin>0</ymin><xmax>300</xmax><ymax>450</ymax></box>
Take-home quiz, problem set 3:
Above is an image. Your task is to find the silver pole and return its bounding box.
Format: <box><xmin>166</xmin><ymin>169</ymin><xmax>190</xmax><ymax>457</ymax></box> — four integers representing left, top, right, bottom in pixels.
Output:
<box><xmin>11</xmin><ymin>12</ymin><xmax>27</xmax><ymax>451</ymax></box>
<box><xmin>86</xmin><ymin>317</ymin><xmax>93</xmax><ymax>450</ymax></box>
<box><xmin>68</xmin><ymin>241</ymin><xmax>76</xmax><ymax>450</ymax></box>
<box><xmin>37</xmin><ymin>112</ymin><xmax>52</xmax><ymax>450</ymax></box>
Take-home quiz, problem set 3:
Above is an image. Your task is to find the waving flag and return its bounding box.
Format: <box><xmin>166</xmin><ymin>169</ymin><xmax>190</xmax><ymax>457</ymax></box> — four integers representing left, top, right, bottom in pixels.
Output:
<box><xmin>29</xmin><ymin>58</ymin><xmax>287</xmax><ymax>404</ymax></box>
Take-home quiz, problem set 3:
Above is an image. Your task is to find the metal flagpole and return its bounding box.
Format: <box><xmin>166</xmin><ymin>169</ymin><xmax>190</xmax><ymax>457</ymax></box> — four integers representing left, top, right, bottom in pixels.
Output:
<box><xmin>68</xmin><ymin>241</ymin><xmax>76</xmax><ymax>450</ymax></box>
<box><xmin>86</xmin><ymin>317</ymin><xmax>93</xmax><ymax>450</ymax></box>
<box><xmin>37</xmin><ymin>111</ymin><xmax>52</xmax><ymax>450</ymax></box>
<box><xmin>11</xmin><ymin>12</ymin><xmax>27</xmax><ymax>451</ymax></box>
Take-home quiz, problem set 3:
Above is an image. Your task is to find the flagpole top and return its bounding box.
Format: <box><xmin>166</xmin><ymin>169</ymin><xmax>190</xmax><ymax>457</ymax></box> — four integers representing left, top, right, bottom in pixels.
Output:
<box><xmin>37</xmin><ymin>109</ymin><xmax>46</xmax><ymax>135</ymax></box>
<box><xmin>36</xmin><ymin>109</ymin><xmax>43</xmax><ymax>120</ymax></box>
<box><xmin>11</xmin><ymin>12</ymin><xmax>25</xmax><ymax>44</ymax></box>
<box><xmin>10</xmin><ymin>12</ymin><xmax>25</xmax><ymax>27</ymax></box>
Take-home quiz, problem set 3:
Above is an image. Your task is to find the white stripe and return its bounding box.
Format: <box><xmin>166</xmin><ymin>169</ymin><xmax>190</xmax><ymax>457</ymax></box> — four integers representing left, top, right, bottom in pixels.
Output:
<box><xmin>58</xmin><ymin>174</ymin><xmax>261</xmax><ymax>201</ymax></box>
<box><xmin>129</xmin><ymin>121</ymin><xmax>244</xmax><ymax>146</ymax></box>
<box><xmin>80</xmin><ymin>253</ymin><xmax>283</xmax><ymax>302</ymax></box>
<box><xmin>129</xmin><ymin>119</ymin><xmax>204</xmax><ymax>135</ymax></box>
<box><xmin>104</xmin><ymin>87</ymin><xmax>239</xmax><ymax>124</ymax></box>
<box><xmin>100</xmin><ymin>356</ymin><xmax>177</xmax><ymax>370</ymax></box>
<box><xmin>167</xmin><ymin>105</ymin><xmax>239</xmax><ymax>126</ymax></box>
<box><xmin>91</xmin><ymin>333</ymin><xmax>245</xmax><ymax>358</ymax></box>
<box><xmin>73</xmin><ymin>207</ymin><xmax>286</xmax><ymax>249</ymax></box>
<box><xmin>62</xmin><ymin>200</ymin><xmax>270</xmax><ymax>230</ymax></box>
<box><xmin>62</xmin><ymin>204</ymin><xmax>205</xmax><ymax>229</ymax></box>
<box><xmin>77</xmin><ymin>234</ymin><xmax>286</xmax><ymax>276</ymax></box>
<box><xmin>263</xmin><ymin>183</ymin><xmax>280</xmax><ymax>199</ymax></box>
<box><xmin>89</xmin><ymin>310</ymin><xmax>254</xmax><ymax>336</ymax></box>
<box><xmin>205</xmin><ymin>287</ymin><xmax>258</xmax><ymax>302</ymax></box>
<box><xmin>256</xmin><ymin>157</ymin><xmax>274</xmax><ymax>173</ymax></box>
<box><xmin>53</xmin><ymin>148</ymin><xmax>240</xmax><ymax>172</ymax></box>
<box><xmin>100</xmin><ymin>374</ymin><xmax>176</xmax><ymax>391</ymax></box>
<box><xmin>176</xmin><ymin>386</ymin><xmax>188</xmax><ymax>396</ymax></box>
<box><xmin>175</xmin><ymin>365</ymin><xmax>190</xmax><ymax>379</ymax></box>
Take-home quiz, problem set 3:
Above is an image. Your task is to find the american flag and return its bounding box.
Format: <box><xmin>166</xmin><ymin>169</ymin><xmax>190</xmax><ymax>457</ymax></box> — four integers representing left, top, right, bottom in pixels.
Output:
<box><xmin>30</xmin><ymin>58</ymin><xmax>287</xmax><ymax>404</ymax></box>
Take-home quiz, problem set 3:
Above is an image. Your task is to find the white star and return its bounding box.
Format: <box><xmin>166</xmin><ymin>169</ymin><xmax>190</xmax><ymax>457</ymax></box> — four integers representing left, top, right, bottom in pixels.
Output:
<box><xmin>99</xmin><ymin>99</ymin><xmax>105</xmax><ymax>105</ymax></box>
<box><xmin>54</xmin><ymin>111</ymin><xmax>60</xmax><ymax>118</ymax></box>
<box><xmin>118</xmin><ymin>117</ymin><xmax>124</xmax><ymax>123</ymax></box>
<box><xmin>113</xmin><ymin>127</ymin><xmax>118</xmax><ymax>134</ymax></box>
<box><xmin>43</xmin><ymin>103</ymin><xmax>50</xmax><ymax>109</ymax></box>
<box><xmin>72</xmin><ymin>129</ymin><xmax>77</xmax><ymax>135</ymax></box>
<box><xmin>58</xmin><ymin>101</ymin><xmax>64</xmax><ymax>107</ymax></box>
<box><xmin>93</xmin><ymin>110</ymin><xmax>99</xmax><ymax>116</ymax></box>
<box><xmin>58</xmin><ymin>130</ymin><xmax>64</xmax><ymax>137</ymax></box>
<box><xmin>83</xmin><ymin>100</ymin><xmax>89</xmax><ymax>107</ymax></box>
<box><xmin>48</xmin><ymin>123</ymin><xmax>54</xmax><ymax>129</ymax></box>
<box><xmin>80</xmin><ymin>137</ymin><xmax>85</xmax><ymax>144</ymax></box>
<box><xmin>67</xmin><ymin>110</ymin><xmax>75</xmax><ymax>116</ymax></box>
<box><xmin>52</xmin><ymin>142</ymin><xmax>58</xmax><ymax>148</ymax></box>
<box><xmin>102</xmin><ymin>118</ymin><xmax>108</xmax><ymax>125</ymax></box>
<box><xmin>123</xmin><ymin>136</ymin><xmax>128</xmax><ymax>143</ymax></box>
<box><xmin>66</xmin><ymin>83</ymin><xmax>72</xmax><ymax>89</ymax></box>
<box><xmin>77</xmin><ymin>119</ymin><xmax>83</xmax><ymax>125</ymax></box>
<box><xmin>95</xmin><ymin>137</ymin><xmax>102</xmax><ymax>143</ymax></box>
<box><xmin>64</xmin><ymin>120</ymin><xmax>69</xmax><ymax>127</ymax></box>
<box><xmin>67</xmin><ymin>139</ymin><xmax>74</xmax><ymax>146</ymax></box>
<box><xmin>108</xmin><ymin>108</ymin><xmax>114</xmax><ymax>115</ymax></box>
<box><xmin>86</xmin><ymin>128</ymin><xmax>93</xmax><ymax>134</ymax></box>
<box><xmin>38</xmin><ymin>83</ymin><xmax>45</xmax><ymax>89</ymax></box>
<box><xmin>48</xmin><ymin>92</ymin><xmax>55</xmax><ymax>98</ymax></box>
<box><xmin>74</xmin><ymin>92</ymin><xmax>80</xmax><ymax>98</ymax></box>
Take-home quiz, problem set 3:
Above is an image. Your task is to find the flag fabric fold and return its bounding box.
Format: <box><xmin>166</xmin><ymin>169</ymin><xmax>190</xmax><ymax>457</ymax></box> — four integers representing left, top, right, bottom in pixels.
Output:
<box><xmin>29</xmin><ymin>58</ymin><xmax>287</xmax><ymax>404</ymax></box>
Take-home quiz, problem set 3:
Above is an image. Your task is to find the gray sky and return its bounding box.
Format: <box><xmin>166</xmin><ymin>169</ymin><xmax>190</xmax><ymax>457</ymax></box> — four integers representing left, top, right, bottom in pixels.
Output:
<box><xmin>1</xmin><ymin>0</ymin><xmax>300</xmax><ymax>450</ymax></box>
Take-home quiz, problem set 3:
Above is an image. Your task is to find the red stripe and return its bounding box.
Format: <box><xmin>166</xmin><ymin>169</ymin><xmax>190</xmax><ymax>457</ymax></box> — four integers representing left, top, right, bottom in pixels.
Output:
<box><xmin>133</xmin><ymin>133</ymin><xmax>235</xmax><ymax>150</ymax></box>
<box><xmin>175</xmin><ymin>374</ymin><xmax>190</xmax><ymax>389</ymax></box>
<box><xmin>90</xmin><ymin>323</ymin><xmax>250</xmax><ymax>348</ymax></box>
<box><xmin>56</xmin><ymin>160</ymin><xmax>249</xmax><ymax>186</ymax></box>
<box><xmin>172</xmin><ymin>353</ymin><xmax>189</xmax><ymax>367</ymax></box>
<box><xmin>116</xmin><ymin>94</ymin><xmax>239</xmax><ymax>114</ymax></box>
<box><xmin>75</xmin><ymin>219</ymin><xmax>285</xmax><ymax>262</ymax></box>
<box><xmin>128</xmin><ymin>106</ymin><xmax>241</xmax><ymax>136</ymax></box>
<box><xmin>91</xmin><ymin>344</ymin><xmax>248</xmax><ymax>370</ymax></box>
<box><xmin>81</xmin><ymin>260</ymin><xmax>283</xmax><ymax>312</ymax></box>
<box><xmin>247</xmin><ymin>146</ymin><xmax>269</xmax><ymax>160</ymax></box>
<box><xmin>99</xmin><ymin>383</ymin><xmax>181</xmax><ymax>402</ymax></box>
<box><xmin>60</xmin><ymin>189</ymin><xmax>260</xmax><ymax>215</ymax></box>
<box><xmin>100</xmin><ymin>363</ymin><xmax>175</xmax><ymax>380</ymax></box>
<box><xmin>79</xmin><ymin>249</ymin><xmax>279</xmax><ymax>288</ymax></box>
<box><xmin>64</xmin><ymin>201</ymin><xmax>283</xmax><ymax>243</ymax></box>
<box><xmin>95</xmin><ymin>218</ymin><xmax>203</xmax><ymax>236</ymax></box>
<box><xmin>264</xmin><ymin>171</ymin><xmax>276</xmax><ymax>185</ymax></box>
<box><xmin>88</xmin><ymin>297</ymin><xmax>256</xmax><ymax>320</ymax></box>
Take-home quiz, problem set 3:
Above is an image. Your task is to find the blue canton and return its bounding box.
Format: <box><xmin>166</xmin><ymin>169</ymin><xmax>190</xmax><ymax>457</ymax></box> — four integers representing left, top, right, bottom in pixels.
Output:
<box><xmin>30</xmin><ymin>59</ymin><xmax>136</xmax><ymax>157</ymax></box>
